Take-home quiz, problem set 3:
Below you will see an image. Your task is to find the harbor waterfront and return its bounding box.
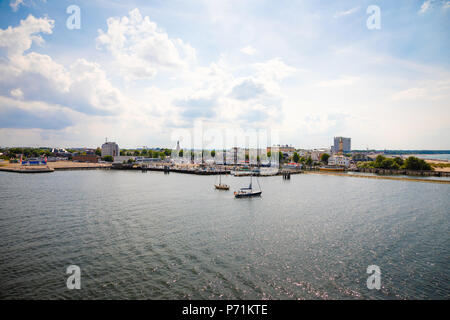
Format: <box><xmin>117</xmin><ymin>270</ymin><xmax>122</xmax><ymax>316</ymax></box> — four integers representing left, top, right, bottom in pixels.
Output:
<box><xmin>0</xmin><ymin>170</ymin><xmax>449</xmax><ymax>299</ymax></box>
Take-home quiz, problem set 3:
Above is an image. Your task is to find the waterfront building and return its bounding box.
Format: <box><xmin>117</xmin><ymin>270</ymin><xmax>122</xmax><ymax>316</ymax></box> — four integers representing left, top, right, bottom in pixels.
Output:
<box><xmin>310</xmin><ymin>151</ymin><xmax>323</xmax><ymax>162</ymax></box>
<box><xmin>113</xmin><ymin>156</ymin><xmax>135</xmax><ymax>164</ymax></box>
<box><xmin>267</xmin><ymin>145</ymin><xmax>295</xmax><ymax>154</ymax></box>
<box><xmin>352</xmin><ymin>153</ymin><xmax>371</xmax><ymax>162</ymax></box>
<box><xmin>331</xmin><ymin>137</ymin><xmax>351</xmax><ymax>153</ymax></box>
<box><xmin>328</xmin><ymin>155</ymin><xmax>350</xmax><ymax>167</ymax></box>
<box><xmin>135</xmin><ymin>157</ymin><xmax>162</xmax><ymax>163</ymax></box>
<box><xmin>72</xmin><ymin>155</ymin><xmax>99</xmax><ymax>163</ymax></box>
<box><xmin>102</xmin><ymin>141</ymin><xmax>119</xmax><ymax>157</ymax></box>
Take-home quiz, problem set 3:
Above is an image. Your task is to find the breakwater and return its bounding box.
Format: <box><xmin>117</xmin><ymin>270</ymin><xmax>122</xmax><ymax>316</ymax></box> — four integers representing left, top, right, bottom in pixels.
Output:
<box><xmin>111</xmin><ymin>163</ymin><xmax>230</xmax><ymax>175</ymax></box>
<box><xmin>0</xmin><ymin>166</ymin><xmax>54</xmax><ymax>173</ymax></box>
<box><xmin>354</xmin><ymin>167</ymin><xmax>450</xmax><ymax>177</ymax></box>
<box><xmin>306</xmin><ymin>171</ymin><xmax>450</xmax><ymax>184</ymax></box>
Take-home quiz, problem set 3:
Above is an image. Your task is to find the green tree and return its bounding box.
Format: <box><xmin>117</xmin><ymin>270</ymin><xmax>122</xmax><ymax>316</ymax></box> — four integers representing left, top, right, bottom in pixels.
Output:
<box><xmin>380</xmin><ymin>158</ymin><xmax>395</xmax><ymax>169</ymax></box>
<box><xmin>320</xmin><ymin>153</ymin><xmax>330</xmax><ymax>163</ymax></box>
<box><xmin>374</xmin><ymin>155</ymin><xmax>385</xmax><ymax>167</ymax></box>
<box><xmin>95</xmin><ymin>147</ymin><xmax>101</xmax><ymax>156</ymax></box>
<box><xmin>305</xmin><ymin>156</ymin><xmax>312</xmax><ymax>166</ymax></box>
<box><xmin>394</xmin><ymin>157</ymin><xmax>404</xmax><ymax>166</ymax></box>
<box><xmin>293</xmin><ymin>152</ymin><xmax>300</xmax><ymax>163</ymax></box>
<box><xmin>102</xmin><ymin>155</ymin><xmax>114</xmax><ymax>162</ymax></box>
<box><xmin>403</xmin><ymin>156</ymin><xmax>431</xmax><ymax>171</ymax></box>
<box><xmin>278</xmin><ymin>151</ymin><xmax>284</xmax><ymax>162</ymax></box>
<box><xmin>267</xmin><ymin>151</ymin><xmax>271</xmax><ymax>158</ymax></box>
<box><xmin>133</xmin><ymin>150</ymin><xmax>140</xmax><ymax>156</ymax></box>
<box><xmin>141</xmin><ymin>149</ymin><xmax>148</xmax><ymax>156</ymax></box>
<box><xmin>211</xmin><ymin>150</ymin><xmax>216</xmax><ymax>158</ymax></box>
<box><xmin>179</xmin><ymin>149</ymin><xmax>183</xmax><ymax>157</ymax></box>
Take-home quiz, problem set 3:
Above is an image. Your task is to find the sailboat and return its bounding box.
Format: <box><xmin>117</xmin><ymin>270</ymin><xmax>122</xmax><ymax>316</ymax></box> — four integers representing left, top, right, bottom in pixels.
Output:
<box><xmin>234</xmin><ymin>174</ymin><xmax>262</xmax><ymax>198</ymax></box>
<box><xmin>214</xmin><ymin>173</ymin><xmax>229</xmax><ymax>190</ymax></box>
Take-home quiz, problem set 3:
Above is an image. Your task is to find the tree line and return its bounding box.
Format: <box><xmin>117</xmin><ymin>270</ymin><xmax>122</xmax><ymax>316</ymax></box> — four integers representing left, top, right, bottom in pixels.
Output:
<box><xmin>358</xmin><ymin>155</ymin><xmax>431</xmax><ymax>171</ymax></box>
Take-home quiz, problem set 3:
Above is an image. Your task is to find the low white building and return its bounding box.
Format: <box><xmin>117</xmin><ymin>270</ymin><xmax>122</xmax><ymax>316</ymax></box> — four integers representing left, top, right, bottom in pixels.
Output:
<box><xmin>113</xmin><ymin>156</ymin><xmax>134</xmax><ymax>163</ymax></box>
<box><xmin>328</xmin><ymin>155</ymin><xmax>350</xmax><ymax>167</ymax></box>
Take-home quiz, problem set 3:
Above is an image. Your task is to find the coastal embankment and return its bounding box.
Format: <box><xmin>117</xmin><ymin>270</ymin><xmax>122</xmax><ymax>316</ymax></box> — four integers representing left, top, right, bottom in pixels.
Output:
<box><xmin>305</xmin><ymin>171</ymin><xmax>450</xmax><ymax>184</ymax></box>
<box><xmin>0</xmin><ymin>161</ymin><xmax>111</xmax><ymax>173</ymax></box>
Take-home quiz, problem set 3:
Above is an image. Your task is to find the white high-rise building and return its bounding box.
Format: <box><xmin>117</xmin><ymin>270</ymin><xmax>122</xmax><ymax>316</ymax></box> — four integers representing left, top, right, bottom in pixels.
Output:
<box><xmin>101</xmin><ymin>141</ymin><xmax>119</xmax><ymax>157</ymax></box>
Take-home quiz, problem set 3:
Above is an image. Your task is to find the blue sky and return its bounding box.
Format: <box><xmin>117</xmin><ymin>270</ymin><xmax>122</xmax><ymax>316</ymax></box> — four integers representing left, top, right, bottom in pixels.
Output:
<box><xmin>0</xmin><ymin>0</ymin><xmax>449</xmax><ymax>149</ymax></box>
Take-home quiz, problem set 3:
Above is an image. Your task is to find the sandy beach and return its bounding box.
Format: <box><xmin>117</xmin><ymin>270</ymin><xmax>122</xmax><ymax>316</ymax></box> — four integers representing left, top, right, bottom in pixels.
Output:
<box><xmin>425</xmin><ymin>159</ymin><xmax>450</xmax><ymax>172</ymax></box>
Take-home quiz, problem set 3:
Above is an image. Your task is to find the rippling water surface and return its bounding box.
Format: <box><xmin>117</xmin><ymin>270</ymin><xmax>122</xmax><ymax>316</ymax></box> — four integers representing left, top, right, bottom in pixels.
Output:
<box><xmin>0</xmin><ymin>170</ymin><xmax>449</xmax><ymax>299</ymax></box>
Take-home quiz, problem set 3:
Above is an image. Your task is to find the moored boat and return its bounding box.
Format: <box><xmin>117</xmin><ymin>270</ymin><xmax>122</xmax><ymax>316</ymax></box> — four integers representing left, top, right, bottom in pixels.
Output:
<box><xmin>214</xmin><ymin>174</ymin><xmax>229</xmax><ymax>190</ymax></box>
<box><xmin>234</xmin><ymin>175</ymin><xmax>262</xmax><ymax>198</ymax></box>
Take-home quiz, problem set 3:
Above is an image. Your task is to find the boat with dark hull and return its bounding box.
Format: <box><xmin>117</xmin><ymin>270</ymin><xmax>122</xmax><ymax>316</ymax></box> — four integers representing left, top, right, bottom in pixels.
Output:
<box><xmin>234</xmin><ymin>175</ymin><xmax>262</xmax><ymax>198</ymax></box>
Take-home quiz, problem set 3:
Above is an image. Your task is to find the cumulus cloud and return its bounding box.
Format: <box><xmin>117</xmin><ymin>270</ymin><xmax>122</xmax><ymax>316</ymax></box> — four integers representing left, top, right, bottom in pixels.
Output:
<box><xmin>96</xmin><ymin>8</ymin><xmax>196</xmax><ymax>81</ymax></box>
<box><xmin>0</xmin><ymin>12</ymin><xmax>297</xmax><ymax>146</ymax></box>
<box><xmin>0</xmin><ymin>15</ymin><xmax>128</xmax><ymax>116</ymax></box>
<box><xmin>0</xmin><ymin>14</ymin><xmax>53</xmax><ymax>57</ymax></box>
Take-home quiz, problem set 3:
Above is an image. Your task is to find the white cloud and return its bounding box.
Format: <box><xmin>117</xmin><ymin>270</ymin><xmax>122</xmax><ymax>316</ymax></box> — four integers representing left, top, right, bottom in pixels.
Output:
<box><xmin>391</xmin><ymin>80</ymin><xmax>450</xmax><ymax>101</ymax></box>
<box><xmin>0</xmin><ymin>15</ymin><xmax>130</xmax><ymax>117</ymax></box>
<box><xmin>96</xmin><ymin>8</ymin><xmax>196</xmax><ymax>81</ymax></box>
<box><xmin>240</xmin><ymin>45</ymin><xmax>257</xmax><ymax>55</ymax></box>
<box><xmin>0</xmin><ymin>12</ymin><xmax>300</xmax><ymax>146</ymax></box>
<box><xmin>10</xmin><ymin>88</ymin><xmax>23</xmax><ymax>99</ymax></box>
<box><xmin>9</xmin><ymin>0</ymin><xmax>46</xmax><ymax>12</ymax></box>
<box><xmin>316</xmin><ymin>75</ymin><xmax>359</xmax><ymax>87</ymax></box>
<box><xmin>419</xmin><ymin>1</ymin><xmax>431</xmax><ymax>14</ymax></box>
<box><xmin>334</xmin><ymin>7</ymin><xmax>360</xmax><ymax>18</ymax></box>
<box><xmin>444</xmin><ymin>2</ymin><xmax>450</xmax><ymax>9</ymax></box>
<box><xmin>9</xmin><ymin>0</ymin><xmax>24</xmax><ymax>12</ymax></box>
<box><xmin>0</xmin><ymin>14</ymin><xmax>53</xmax><ymax>57</ymax></box>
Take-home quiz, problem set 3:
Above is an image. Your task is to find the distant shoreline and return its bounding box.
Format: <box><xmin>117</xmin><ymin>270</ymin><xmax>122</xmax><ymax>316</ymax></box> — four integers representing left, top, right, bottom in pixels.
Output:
<box><xmin>304</xmin><ymin>171</ymin><xmax>450</xmax><ymax>184</ymax></box>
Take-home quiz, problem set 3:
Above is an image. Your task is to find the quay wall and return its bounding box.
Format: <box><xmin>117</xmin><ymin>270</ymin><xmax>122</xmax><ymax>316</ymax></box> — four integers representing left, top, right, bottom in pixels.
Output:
<box><xmin>354</xmin><ymin>167</ymin><xmax>450</xmax><ymax>177</ymax></box>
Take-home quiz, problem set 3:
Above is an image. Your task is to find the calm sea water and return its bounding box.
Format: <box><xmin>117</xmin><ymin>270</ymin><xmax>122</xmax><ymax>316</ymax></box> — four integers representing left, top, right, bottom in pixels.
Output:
<box><xmin>0</xmin><ymin>170</ymin><xmax>449</xmax><ymax>300</ymax></box>
<box><xmin>414</xmin><ymin>154</ymin><xmax>450</xmax><ymax>161</ymax></box>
